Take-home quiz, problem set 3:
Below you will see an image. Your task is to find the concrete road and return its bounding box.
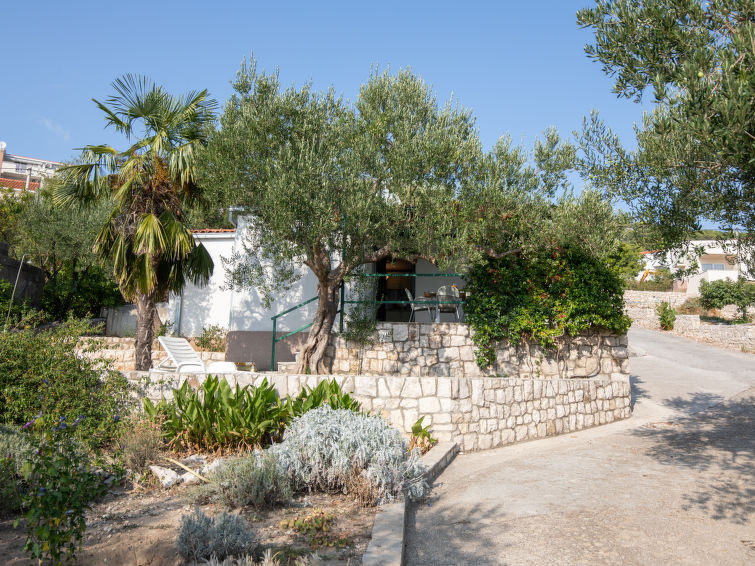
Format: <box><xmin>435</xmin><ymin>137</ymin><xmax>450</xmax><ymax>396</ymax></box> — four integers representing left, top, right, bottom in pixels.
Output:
<box><xmin>405</xmin><ymin>328</ymin><xmax>755</xmax><ymax>565</ymax></box>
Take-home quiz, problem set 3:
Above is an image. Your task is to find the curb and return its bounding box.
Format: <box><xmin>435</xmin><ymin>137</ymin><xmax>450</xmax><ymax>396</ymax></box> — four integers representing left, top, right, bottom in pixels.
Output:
<box><xmin>361</xmin><ymin>441</ymin><xmax>459</xmax><ymax>566</ymax></box>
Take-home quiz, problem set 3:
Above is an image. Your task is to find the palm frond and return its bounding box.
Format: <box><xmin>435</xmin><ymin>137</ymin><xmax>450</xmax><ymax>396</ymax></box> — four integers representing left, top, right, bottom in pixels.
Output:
<box><xmin>135</xmin><ymin>213</ymin><xmax>167</xmax><ymax>255</ymax></box>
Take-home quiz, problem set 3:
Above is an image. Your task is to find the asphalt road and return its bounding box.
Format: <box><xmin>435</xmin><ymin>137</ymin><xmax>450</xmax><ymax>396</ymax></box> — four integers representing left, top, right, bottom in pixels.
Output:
<box><xmin>405</xmin><ymin>328</ymin><xmax>755</xmax><ymax>565</ymax></box>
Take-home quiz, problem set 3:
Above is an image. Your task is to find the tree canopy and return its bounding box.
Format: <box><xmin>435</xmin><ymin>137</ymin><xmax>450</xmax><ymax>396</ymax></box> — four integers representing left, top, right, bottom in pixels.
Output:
<box><xmin>199</xmin><ymin>59</ymin><xmax>629</xmax><ymax>372</ymax></box>
<box><xmin>577</xmin><ymin>0</ymin><xmax>755</xmax><ymax>268</ymax></box>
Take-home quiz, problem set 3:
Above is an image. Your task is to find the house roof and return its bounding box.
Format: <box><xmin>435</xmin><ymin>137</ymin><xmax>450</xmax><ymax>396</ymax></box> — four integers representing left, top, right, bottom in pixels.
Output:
<box><xmin>191</xmin><ymin>228</ymin><xmax>236</xmax><ymax>234</ymax></box>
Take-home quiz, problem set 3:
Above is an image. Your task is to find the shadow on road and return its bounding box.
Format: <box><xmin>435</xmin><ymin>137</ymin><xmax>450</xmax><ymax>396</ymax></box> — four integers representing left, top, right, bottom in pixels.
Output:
<box><xmin>629</xmin><ymin>374</ymin><xmax>649</xmax><ymax>410</ymax></box>
<box><xmin>631</xmin><ymin>390</ymin><xmax>754</xmax><ymax>524</ymax></box>
<box><xmin>405</xmin><ymin>495</ymin><xmax>509</xmax><ymax>566</ymax></box>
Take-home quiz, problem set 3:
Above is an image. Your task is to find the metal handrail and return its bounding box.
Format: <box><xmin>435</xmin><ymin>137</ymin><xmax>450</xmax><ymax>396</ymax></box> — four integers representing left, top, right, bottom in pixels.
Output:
<box><xmin>269</xmin><ymin>272</ymin><xmax>467</xmax><ymax>371</ymax></box>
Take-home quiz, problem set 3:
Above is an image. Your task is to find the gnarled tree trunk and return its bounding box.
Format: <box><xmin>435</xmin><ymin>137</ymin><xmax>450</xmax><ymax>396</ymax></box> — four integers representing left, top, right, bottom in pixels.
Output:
<box><xmin>294</xmin><ymin>280</ymin><xmax>340</xmax><ymax>374</ymax></box>
<box><xmin>134</xmin><ymin>289</ymin><xmax>157</xmax><ymax>371</ymax></box>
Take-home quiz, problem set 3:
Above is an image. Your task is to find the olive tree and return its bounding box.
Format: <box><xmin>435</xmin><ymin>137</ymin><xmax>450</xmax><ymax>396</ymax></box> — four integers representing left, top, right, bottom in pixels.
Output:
<box><xmin>577</xmin><ymin>0</ymin><xmax>755</xmax><ymax>268</ymax></box>
<box><xmin>198</xmin><ymin>61</ymin><xmax>480</xmax><ymax>372</ymax></box>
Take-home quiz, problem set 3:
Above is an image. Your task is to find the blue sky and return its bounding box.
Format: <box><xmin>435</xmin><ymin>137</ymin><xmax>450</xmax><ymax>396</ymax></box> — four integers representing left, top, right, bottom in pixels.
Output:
<box><xmin>2</xmin><ymin>1</ymin><xmax>648</xmax><ymax>166</ymax></box>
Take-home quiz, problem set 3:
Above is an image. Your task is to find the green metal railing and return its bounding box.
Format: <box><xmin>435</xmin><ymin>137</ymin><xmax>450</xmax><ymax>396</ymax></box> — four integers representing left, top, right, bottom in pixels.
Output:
<box><xmin>269</xmin><ymin>272</ymin><xmax>466</xmax><ymax>370</ymax></box>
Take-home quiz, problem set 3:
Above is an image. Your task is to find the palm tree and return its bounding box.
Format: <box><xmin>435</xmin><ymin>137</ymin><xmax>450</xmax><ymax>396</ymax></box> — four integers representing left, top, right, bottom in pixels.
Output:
<box><xmin>56</xmin><ymin>75</ymin><xmax>216</xmax><ymax>370</ymax></box>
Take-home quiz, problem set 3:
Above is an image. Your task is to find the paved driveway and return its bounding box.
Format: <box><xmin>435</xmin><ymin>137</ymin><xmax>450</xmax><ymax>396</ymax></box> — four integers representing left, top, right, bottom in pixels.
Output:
<box><xmin>405</xmin><ymin>328</ymin><xmax>755</xmax><ymax>565</ymax></box>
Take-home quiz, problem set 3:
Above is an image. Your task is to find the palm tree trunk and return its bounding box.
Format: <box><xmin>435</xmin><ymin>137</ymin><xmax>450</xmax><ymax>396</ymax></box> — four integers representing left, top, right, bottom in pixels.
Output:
<box><xmin>294</xmin><ymin>280</ymin><xmax>340</xmax><ymax>374</ymax></box>
<box><xmin>134</xmin><ymin>290</ymin><xmax>157</xmax><ymax>371</ymax></box>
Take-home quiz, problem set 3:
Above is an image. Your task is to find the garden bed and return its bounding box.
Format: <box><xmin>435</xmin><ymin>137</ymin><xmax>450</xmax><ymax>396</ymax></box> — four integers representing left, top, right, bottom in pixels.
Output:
<box><xmin>0</xmin><ymin>484</ymin><xmax>377</xmax><ymax>565</ymax></box>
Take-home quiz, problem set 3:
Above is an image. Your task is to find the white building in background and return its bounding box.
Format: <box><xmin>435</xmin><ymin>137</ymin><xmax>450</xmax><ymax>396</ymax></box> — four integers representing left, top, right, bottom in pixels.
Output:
<box><xmin>0</xmin><ymin>141</ymin><xmax>61</xmax><ymax>194</ymax></box>
<box><xmin>641</xmin><ymin>239</ymin><xmax>753</xmax><ymax>296</ymax></box>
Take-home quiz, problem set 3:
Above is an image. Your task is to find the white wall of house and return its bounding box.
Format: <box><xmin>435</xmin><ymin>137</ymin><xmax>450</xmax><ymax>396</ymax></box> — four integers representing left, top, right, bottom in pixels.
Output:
<box><xmin>167</xmin><ymin>221</ymin><xmax>319</xmax><ymax>337</ymax></box>
<box><xmin>686</xmin><ymin>270</ymin><xmax>740</xmax><ymax>297</ymax></box>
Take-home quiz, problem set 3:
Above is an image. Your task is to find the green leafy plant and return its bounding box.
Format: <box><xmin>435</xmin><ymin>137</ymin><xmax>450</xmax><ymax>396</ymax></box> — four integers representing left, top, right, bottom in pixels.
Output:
<box><xmin>279</xmin><ymin>509</ymin><xmax>348</xmax><ymax>549</ymax></box>
<box><xmin>195</xmin><ymin>324</ymin><xmax>228</xmax><ymax>351</ymax></box>
<box><xmin>465</xmin><ymin>246</ymin><xmax>631</xmax><ymax>367</ymax></box>
<box><xmin>0</xmin><ymin>318</ymin><xmax>133</xmax><ymax>449</ymax></box>
<box><xmin>657</xmin><ymin>301</ymin><xmax>676</xmax><ymax>331</ymax></box>
<box><xmin>409</xmin><ymin>416</ymin><xmax>437</xmax><ymax>454</ymax></box>
<box><xmin>144</xmin><ymin>376</ymin><xmax>289</xmax><ymax>452</ymax></box>
<box><xmin>285</xmin><ymin>379</ymin><xmax>362</xmax><ymax>417</ymax></box>
<box><xmin>16</xmin><ymin>414</ymin><xmax>107</xmax><ymax>565</ymax></box>
<box><xmin>0</xmin><ymin>424</ymin><xmax>30</xmax><ymax>517</ymax></box>
<box><xmin>699</xmin><ymin>278</ymin><xmax>755</xmax><ymax>322</ymax></box>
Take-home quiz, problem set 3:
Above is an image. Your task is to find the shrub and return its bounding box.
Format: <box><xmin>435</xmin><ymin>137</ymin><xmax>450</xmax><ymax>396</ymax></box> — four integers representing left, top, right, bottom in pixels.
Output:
<box><xmin>18</xmin><ymin>415</ymin><xmax>107</xmax><ymax>565</ymax></box>
<box><xmin>699</xmin><ymin>278</ymin><xmax>755</xmax><ymax>321</ymax></box>
<box><xmin>145</xmin><ymin>378</ymin><xmax>361</xmax><ymax>453</ymax></box>
<box><xmin>465</xmin><ymin>247</ymin><xmax>631</xmax><ymax>367</ymax></box>
<box><xmin>194</xmin><ymin>451</ymin><xmax>292</xmax><ymax>508</ymax></box>
<box><xmin>624</xmin><ymin>268</ymin><xmax>676</xmax><ymax>292</ymax></box>
<box><xmin>270</xmin><ymin>406</ymin><xmax>428</xmax><ymax>505</ymax></box>
<box><xmin>202</xmin><ymin>549</ymin><xmax>322</xmax><ymax>566</ymax></box>
<box><xmin>144</xmin><ymin>376</ymin><xmax>289</xmax><ymax>452</ymax></box>
<box><xmin>120</xmin><ymin>416</ymin><xmax>164</xmax><ymax>474</ymax></box>
<box><xmin>0</xmin><ymin>319</ymin><xmax>133</xmax><ymax>449</ymax></box>
<box><xmin>177</xmin><ymin>507</ymin><xmax>256</xmax><ymax>563</ymax></box>
<box><xmin>195</xmin><ymin>324</ymin><xmax>228</xmax><ymax>352</ymax></box>
<box><xmin>0</xmin><ymin>424</ymin><xmax>30</xmax><ymax>517</ymax></box>
<box><xmin>657</xmin><ymin>301</ymin><xmax>676</xmax><ymax>330</ymax></box>
<box><xmin>285</xmin><ymin>379</ymin><xmax>362</xmax><ymax>417</ymax></box>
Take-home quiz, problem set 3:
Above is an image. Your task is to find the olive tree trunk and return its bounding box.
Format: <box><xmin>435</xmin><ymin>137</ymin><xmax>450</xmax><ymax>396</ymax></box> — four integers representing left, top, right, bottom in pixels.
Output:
<box><xmin>134</xmin><ymin>290</ymin><xmax>158</xmax><ymax>371</ymax></box>
<box><xmin>294</xmin><ymin>280</ymin><xmax>340</xmax><ymax>374</ymax></box>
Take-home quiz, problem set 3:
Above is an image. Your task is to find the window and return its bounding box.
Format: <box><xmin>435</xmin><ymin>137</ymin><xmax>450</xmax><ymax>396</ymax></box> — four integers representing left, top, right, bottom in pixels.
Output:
<box><xmin>702</xmin><ymin>263</ymin><xmax>725</xmax><ymax>271</ymax></box>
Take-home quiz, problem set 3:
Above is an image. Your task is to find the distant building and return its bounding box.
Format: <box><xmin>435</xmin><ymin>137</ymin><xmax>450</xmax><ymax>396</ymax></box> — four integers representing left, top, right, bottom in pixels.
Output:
<box><xmin>641</xmin><ymin>239</ymin><xmax>753</xmax><ymax>295</ymax></box>
<box><xmin>0</xmin><ymin>141</ymin><xmax>61</xmax><ymax>194</ymax></box>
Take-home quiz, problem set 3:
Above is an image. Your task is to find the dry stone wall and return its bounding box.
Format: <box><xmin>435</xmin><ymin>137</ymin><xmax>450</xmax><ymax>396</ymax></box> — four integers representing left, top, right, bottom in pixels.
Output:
<box><xmin>127</xmin><ymin>370</ymin><xmax>631</xmax><ymax>453</ymax></box>
<box><xmin>623</xmin><ymin>290</ymin><xmax>688</xmax><ymax>329</ymax></box>
<box><xmin>323</xmin><ymin>323</ymin><xmax>628</xmax><ymax>380</ymax></box>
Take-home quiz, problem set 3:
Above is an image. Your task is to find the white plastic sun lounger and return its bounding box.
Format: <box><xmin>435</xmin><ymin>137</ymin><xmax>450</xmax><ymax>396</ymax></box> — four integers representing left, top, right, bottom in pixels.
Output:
<box><xmin>149</xmin><ymin>336</ymin><xmax>245</xmax><ymax>376</ymax></box>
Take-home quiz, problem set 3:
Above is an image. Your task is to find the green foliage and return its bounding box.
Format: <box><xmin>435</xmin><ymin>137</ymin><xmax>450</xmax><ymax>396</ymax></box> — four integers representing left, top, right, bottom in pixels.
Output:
<box><xmin>177</xmin><ymin>507</ymin><xmax>256</xmax><ymax>563</ymax></box>
<box><xmin>656</xmin><ymin>301</ymin><xmax>677</xmax><ymax>331</ymax></box>
<box><xmin>16</xmin><ymin>415</ymin><xmax>107</xmax><ymax>565</ymax></box>
<box><xmin>279</xmin><ymin>509</ymin><xmax>348</xmax><ymax>549</ymax></box>
<box><xmin>0</xmin><ymin>319</ymin><xmax>132</xmax><ymax>449</ymax></box>
<box><xmin>194</xmin><ymin>451</ymin><xmax>292</xmax><ymax>508</ymax></box>
<box><xmin>145</xmin><ymin>377</ymin><xmax>361</xmax><ymax>452</ymax></box>
<box><xmin>285</xmin><ymin>379</ymin><xmax>362</xmax><ymax>417</ymax></box>
<box><xmin>195</xmin><ymin>324</ymin><xmax>228</xmax><ymax>351</ymax></box>
<box><xmin>0</xmin><ymin>279</ymin><xmax>44</xmax><ymax>330</ymax></box>
<box><xmin>409</xmin><ymin>416</ymin><xmax>437</xmax><ymax>454</ymax></box>
<box><xmin>605</xmin><ymin>241</ymin><xmax>644</xmax><ymax>284</ymax></box>
<box><xmin>0</xmin><ymin>424</ymin><xmax>30</xmax><ymax>516</ymax></box>
<box><xmin>577</xmin><ymin>1</ymin><xmax>755</xmax><ymax>271</ymax></box>
<box><xmin>144</xmin><ymin>376</ymin><xmax>289</xmax><ymax>452</ymax></box>
<box><xmin>699</xmin><ymin>278</ymin><xmax>755</xmax><ymax>321</ymax></box>
<box><xmin>465</xmin><ymin>247</ymin><xmax>631</xmax><ymax>367</ymax></box>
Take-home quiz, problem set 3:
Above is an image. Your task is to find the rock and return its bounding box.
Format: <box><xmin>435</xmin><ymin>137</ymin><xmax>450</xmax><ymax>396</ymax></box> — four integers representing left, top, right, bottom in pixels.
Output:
<box><xmin>180</xmin><ymin>471</ymin><xmax>201</xmax><ymax>485</ymax></box>
<box><xmin>200</xmin><ymin>457</ymin><xmax>227</xmax><ymax>477</ymax></box>
<box><xmin>149</xmin><ymin>465</ymin><xmax>181</xmax><ymax>488</ymax></box>
<box><xmin>181</xmin><ymin>454</ymin><xmax>207</xmax><ymax>467</ymax></box>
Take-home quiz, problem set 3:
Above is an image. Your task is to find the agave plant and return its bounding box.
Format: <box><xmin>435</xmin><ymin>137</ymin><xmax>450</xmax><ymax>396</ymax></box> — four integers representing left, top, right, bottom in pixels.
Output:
<box><xmin>56</xmin><ymin>75</ymin><xmax>217</xmax><ymax>370</ymax></box>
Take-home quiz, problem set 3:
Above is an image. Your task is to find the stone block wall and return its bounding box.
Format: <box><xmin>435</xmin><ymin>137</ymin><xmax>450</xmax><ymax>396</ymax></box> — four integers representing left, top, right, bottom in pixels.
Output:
<box><xmin>127</xmin><ymin>369</ymin><xmax>631</xmax><ymax>453</ymax></box>
<box><xmin>77</xmin><ymin>337</ymin><xmax>224</xmax><ymax>371</ymax></box>
<box><xmin>323</xmin><ymin>323</ymin><xmax>628</xmax><ymax>380</ymax></box>
<box><xmin>664</xmin><ymin>314</ymin><xmax>755</xmax><ymax>352</ymax></box>
<box><xmin>623</xmin><ymin>290</ymin><xmax>688</xmax><ymax>329</ymax></box>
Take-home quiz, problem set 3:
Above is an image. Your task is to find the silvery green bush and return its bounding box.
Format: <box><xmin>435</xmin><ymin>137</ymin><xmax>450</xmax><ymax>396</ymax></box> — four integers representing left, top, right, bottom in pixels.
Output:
<box><xmin>201</xmin><ymin>549</ymin><xmax>321</xmax><ymax>565</ymax></box>
<box><xmin>177</xmin><ymin>507</ymin><xmax>256</xmax><ymax>563</ymax></box>
<box><xmin>269</xmin><ymin>406</ymin><xmax>428</xmax><ymax>505</ymax></box>
<box><xmin>193</xmin><ymin>451</ymin><xmax>292</xmax><ymax>508</ymax></box>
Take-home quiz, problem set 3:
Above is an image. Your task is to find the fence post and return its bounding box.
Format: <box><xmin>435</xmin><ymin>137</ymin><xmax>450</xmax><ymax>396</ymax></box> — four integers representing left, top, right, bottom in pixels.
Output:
<box><xmin>270</xmin><ymin>318</ymin><xmax>277</xmax><ymax>371</ymax></box>
<box><xmin>339</xmin><ymin>280</ymin><xmax>345</xmax><ymax>333</ymax></box>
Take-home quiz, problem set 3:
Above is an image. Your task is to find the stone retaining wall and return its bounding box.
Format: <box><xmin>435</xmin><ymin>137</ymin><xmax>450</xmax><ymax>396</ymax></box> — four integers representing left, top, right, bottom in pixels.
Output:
<box><xmin>623</xmin><ymin>290</ymin><xmax>688</xmax><ymax>330</ymax></box>
<box><xmin>323</xmin><ymin>323</ymin><xmax>628</xmax><ymax>380</ymax></box>
<box><xmin>666</xmin><ymin>315</ymin><xmax>755</xmax><ymax>352</ymax></box>
<box><xmin>127</xmin><ymin>370</ymin><xmax>631</xmax><ymax>452</ymax></box>
<box><xmin>77</xmin><ymin>337</ymin><xmax>224</xmax><ymax>371</ymax></box>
